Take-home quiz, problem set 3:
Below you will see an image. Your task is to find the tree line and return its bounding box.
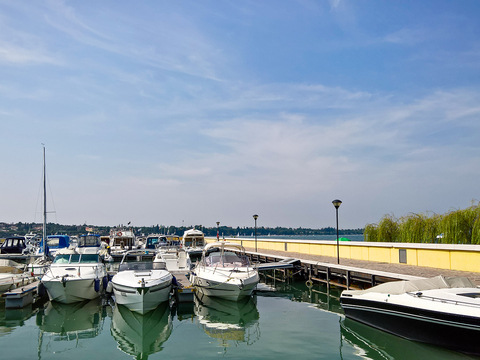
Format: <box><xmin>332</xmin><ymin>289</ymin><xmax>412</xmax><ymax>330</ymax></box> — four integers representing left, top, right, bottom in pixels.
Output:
<box><xmin>0</xmin><ymin>222</ymin><xmax>363</xmax><ymax>238</ymax></box>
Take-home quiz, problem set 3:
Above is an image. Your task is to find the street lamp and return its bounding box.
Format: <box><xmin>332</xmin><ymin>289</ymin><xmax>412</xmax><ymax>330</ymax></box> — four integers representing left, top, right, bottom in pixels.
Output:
<box><xmin>253</xmin><ymin>214</ymin><xmax>258</xmax><ymax>252</ymax></box>
<box><xmin>216</xmin><ymin>221</ymin><xmax>220</xmax><ymax>240</ymax></box>
<box><xmin>332</xmin><ymin>199</ymin><xmax>342</xmax><ymax>264</ymax></box>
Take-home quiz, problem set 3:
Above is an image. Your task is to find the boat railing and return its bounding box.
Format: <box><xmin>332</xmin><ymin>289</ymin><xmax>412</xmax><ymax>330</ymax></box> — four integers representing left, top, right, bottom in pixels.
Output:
<box><xmin>407</xmin><ymin>291</ymin><xmax>480</xmax><ymax>309</ymax></box>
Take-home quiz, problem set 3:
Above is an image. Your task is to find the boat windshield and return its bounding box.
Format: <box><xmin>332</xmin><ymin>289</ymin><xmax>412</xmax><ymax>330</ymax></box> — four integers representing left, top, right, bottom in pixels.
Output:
<box><xmin>78</xmin><ymin>235</ymin><xmax>101</xmax><ymax>247</ymax></box>
<box><xmin>53</xmin><ymin>254</ymin><xmax>101</xmax><ymax>264</ymax></box>
<box><xmin>146</xmin><ymin>237</ymin><xmax>167</xmax><ymax>249</ymax></box>
<box><xmin>205</xmin><ymin>251</ymin><xmax>250</xmax><ymax>267</ymax></box>
<box><xmin>118</xmin><ymin>262</ymin><xmax>166</xmax><ymax>272</ymax></box>
<box><xmin>47</xmin><ymin>237</ymin><xmax>60</xmax><ymax>247</ymax></box>
<box><xmin>53</xmin><ymin>254</ymin><xmax>71</xmax><ymax>264</ymax></box>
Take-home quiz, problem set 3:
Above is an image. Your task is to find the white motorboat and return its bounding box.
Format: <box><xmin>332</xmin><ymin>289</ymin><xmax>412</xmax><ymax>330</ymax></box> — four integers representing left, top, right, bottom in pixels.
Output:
<box><xmin>109</xmin><ymin>228</ymin><xmax>138</xmax><ymax>254</ymax></box>
<box><xmin>0</xmin><ymin>271</ymin><xmax>35</xmax><ymax>294</ymax></box>
<box><xmin>41</xmin><ymin>251</ymin><xmax>108</xmax><ymax>304</ymax></box>
<box><xmin>190</xmin><ymin>242</ymin><xmax>259</xmax><ymax>301</ymax></box>
<box><xmin>111</xmin><ymin>251</ymin><xmax>173</xmax><ymax>314</ymax></box>
<box><xmin>340</xmin><ymin>275</ymin><xmax>480</xmax><ymax>355</ymax></box>
<box><xmin>153</xmin><ymin>247</ymin><xmax>192</xmax><ymax>273</ymax></box>
<box><xmin>182</xmin><ymin>228</ymin><xmax>205</xmax><ymax>256</ymax></box>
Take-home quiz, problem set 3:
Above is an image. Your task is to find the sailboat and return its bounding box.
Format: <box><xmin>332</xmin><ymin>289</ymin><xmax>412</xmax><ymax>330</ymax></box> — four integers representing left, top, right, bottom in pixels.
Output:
<box><xmin>28</xmin><ymin>145</ymin><xmax>52</xmax><ymax>276</ymax></box>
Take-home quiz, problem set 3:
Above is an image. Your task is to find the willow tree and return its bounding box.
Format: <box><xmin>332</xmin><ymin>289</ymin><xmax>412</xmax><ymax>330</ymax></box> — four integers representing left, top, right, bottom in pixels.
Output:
<box><xmin>364</xmin><ymin>223</ymin><xmax>378</xmax><ymax>242</ymax></box>
<box><xmin>377</xmin><ymin>214</ymin><xmax>400</xmax><ymax>242</ymax></box>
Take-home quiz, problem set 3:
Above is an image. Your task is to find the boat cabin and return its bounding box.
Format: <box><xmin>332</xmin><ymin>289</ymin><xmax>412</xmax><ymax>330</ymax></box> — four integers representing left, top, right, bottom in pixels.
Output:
<box><xmin>182</xmin><ymin>229</ymin><xmax>205</xmax><ymax>248</ymax></box>
<box><xmin>110</xmin><ymin>229</ymin><xmax>136</xmax><ymax>250</ymax></box>
<box><xmin>0</xmin><ymin>236</ymin><xmax>26</xmax><ymax>254</ymax></box>
<box><xmin>145</xmin><ymin>235</ymin><xmax>168</xmax><ymax>249</ymax></box>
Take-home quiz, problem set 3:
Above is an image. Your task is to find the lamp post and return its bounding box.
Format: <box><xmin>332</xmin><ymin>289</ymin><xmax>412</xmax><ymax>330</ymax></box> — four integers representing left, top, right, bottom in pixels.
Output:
<box><xmin>332</xmin><ymin>199</ymin><xmax>342</xmax><ymax>264</ymax></box>
<box><xmin>216</xmin><ymin>221</ymin><xmax>220</xmax><ymax>240</ymax></box>
<box><xmin>253</xmin><ymin>214</ymin><xmax>258</xmax><ymax>252</ymax></box>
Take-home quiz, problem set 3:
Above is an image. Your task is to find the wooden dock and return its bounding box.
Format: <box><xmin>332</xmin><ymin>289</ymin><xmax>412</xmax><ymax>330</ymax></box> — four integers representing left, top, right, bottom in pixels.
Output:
<box><xmin>246</xmin><ymin>251</ymin><xmax>423</xmax><ymax>290</ymax></box>
<box><xmin>2</xmin><ymin>280</ymin><xmax>44</xmax><ymax>309</ymax></box>
<box><xmin>171</xmin><ymin>272</ymin><xmax>195</xmax><ymax>303</ymax></box>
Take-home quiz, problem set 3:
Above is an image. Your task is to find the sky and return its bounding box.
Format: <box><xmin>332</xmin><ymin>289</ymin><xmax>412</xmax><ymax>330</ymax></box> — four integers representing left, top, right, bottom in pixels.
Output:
<box><xmin>1</xmin><ymin>0</ymin><xmax>480</xmax><ymax>230</ymax></box>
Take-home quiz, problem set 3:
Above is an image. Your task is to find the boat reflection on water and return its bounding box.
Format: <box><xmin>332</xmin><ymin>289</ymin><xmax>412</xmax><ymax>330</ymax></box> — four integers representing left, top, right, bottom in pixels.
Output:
<box><xmin>36</xmin><ymin>298</ymin><xmax>108</xmax><ymax>356</ymax></box>
<box><xmin>340</xmin><ymin>317</ymin><xmax>470</xmax><ymax>360</ymax></box>
<box><xmin>1</xmin><ymin>304</ymin><xmax>38</xmax><ymax>338</ymax></box>
<box><xmin>194</xmin><ymin>291</ymin><xmax>260</xmax><ymax>352</ymax></box>
<box><xmin>37</xmin><ymin>298</ymin><xmax>107</xmax><ymax>339</ymax></box>
<box><xmin>111</xmin><ymin>302</ymin><xmax>172</xmax><ymax>360</ymax></box>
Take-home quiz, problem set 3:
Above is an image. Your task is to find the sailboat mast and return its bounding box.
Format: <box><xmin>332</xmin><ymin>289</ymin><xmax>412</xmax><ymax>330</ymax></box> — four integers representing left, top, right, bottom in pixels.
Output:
<box><xmin>43</xmin><ymin>145</ymin><xmax>46</xmax><ymax>258</ymax></box>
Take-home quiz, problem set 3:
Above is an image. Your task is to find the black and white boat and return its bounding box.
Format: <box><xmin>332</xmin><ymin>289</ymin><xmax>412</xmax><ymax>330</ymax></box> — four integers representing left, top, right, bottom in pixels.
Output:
<box><xmin>340</xmin><ymin>275</ymin><xmax>480</xmax><ymax>355</ymax></box>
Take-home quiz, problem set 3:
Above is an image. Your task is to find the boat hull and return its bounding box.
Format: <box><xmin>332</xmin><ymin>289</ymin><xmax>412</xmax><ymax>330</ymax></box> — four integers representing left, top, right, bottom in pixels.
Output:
<box><xmin>191</xmin><ymin>271</ymin><xmax>259</xmax><ymax>301</ymax></box>
<box><xmin>112</xmin><ymin>280</ymin><xmax>172</xmax><ymax>315</ymax></box>
<box><xmin>341</xmin><ymin>296</ymin><xmax>480</xmax><ymax>355</ymax></box>
<box><xmin>42</xmin><ymin>278</ymin><xmax>104</xmax><ymax>304</ymax></box>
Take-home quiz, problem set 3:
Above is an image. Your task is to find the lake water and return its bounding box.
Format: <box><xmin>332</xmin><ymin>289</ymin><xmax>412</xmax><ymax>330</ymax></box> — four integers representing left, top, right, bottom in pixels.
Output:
<box><xmin>234</xmin><ymin>234</ymin><xmax>365</xmax><ymax>241</ymax></box>
<box><xmin>0</xmin><ymin>274</ymin><xmax>474</xmax><ymax>360</ymax></box>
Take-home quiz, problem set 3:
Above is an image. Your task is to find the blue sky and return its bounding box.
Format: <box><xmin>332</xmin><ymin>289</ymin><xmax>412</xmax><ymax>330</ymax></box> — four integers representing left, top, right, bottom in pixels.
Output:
<box><xmin>1</xmin><ymin>0</ymin><xmax>479</xmax><ymax>229</ymax></box>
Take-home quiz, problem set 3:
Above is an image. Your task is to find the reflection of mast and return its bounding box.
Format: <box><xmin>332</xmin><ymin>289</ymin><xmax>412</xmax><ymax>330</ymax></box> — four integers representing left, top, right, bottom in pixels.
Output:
<box><xmin>37</xmin><ymin>329</ymin><xmax>44</xmax><ymax>360</ymax></box>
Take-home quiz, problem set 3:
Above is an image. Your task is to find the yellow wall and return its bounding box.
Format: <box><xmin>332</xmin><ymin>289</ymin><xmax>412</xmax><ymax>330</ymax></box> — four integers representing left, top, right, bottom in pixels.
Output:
<box><xmin>206</xmin><ymin>237</ymin><xmax>480</xmax><ymax>272</ymax></box>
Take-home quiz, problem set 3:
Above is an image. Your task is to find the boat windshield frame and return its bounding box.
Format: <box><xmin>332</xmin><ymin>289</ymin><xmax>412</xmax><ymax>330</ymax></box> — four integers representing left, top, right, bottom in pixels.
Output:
<box><xmin>78</xmin><ymin>235</ymin><xmax>101</xmax><ymax>247</ymax></box>
<box><xmin>53</xmin><ymin>254</ymin><xmax>102</xmax><ymax>264</ymax></box>
<box><xmin>204</xmin><ymin>250</ymin><xmax>251</xmax><ymax>268</ymax></box>
<box><xmin>118</xmin><ymin>262</ymin><xmax>166</xmax><ymax>272</ymax></box>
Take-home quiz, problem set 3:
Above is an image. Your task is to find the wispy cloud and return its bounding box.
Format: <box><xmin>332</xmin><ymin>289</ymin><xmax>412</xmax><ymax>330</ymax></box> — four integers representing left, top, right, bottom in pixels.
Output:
<box><xmin>44</xmin><ymin>0</ymin><xmax>225</xmax><ymax>80</ymax></box>
<box><xmin>382</xmin><ymin>27</ymin><xmax>430</xmax><ymax>45</ymax></box>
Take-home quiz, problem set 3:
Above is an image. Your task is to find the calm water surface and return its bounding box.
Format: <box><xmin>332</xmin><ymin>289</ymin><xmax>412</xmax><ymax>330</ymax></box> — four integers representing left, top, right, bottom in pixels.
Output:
<box><xmin>0</xmin><ymin>276</ymin><xmax>476</xmax><ymax>360</ymax></box>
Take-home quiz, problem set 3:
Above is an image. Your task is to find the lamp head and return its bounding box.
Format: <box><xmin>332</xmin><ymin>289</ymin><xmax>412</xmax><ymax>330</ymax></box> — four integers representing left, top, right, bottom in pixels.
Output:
<box><xmin>332</xmin><ymin>199</ymin><xmax>342</xmax><ymax>209</ymax></box>
<box><xmin>216</xmin><ymin>221</ymin><xmax>220</xmax><ymax>226</ymax></box>
<box><xmin>253</xmin><ymin>214</ymin><xmax>258</xmax><ymax>220</ymax></box>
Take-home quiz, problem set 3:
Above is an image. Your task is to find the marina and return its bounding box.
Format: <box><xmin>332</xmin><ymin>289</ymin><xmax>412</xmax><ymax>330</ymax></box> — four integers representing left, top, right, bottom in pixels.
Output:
<box><xmin>0</xmin><ymin>272</ymin><xmax>477</xmax><ymax>359</ymax></box>
<box><xmin>1</xmin><ymin>236</ymin><xmax>480</xmax><ymax>358</ymax></box>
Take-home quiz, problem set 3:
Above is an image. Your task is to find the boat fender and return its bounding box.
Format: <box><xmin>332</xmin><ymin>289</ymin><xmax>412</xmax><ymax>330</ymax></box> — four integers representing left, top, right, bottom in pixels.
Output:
<box><xmin>102</xmin><ymin>276</ymin><xmax>108</xmax><ymax>290</ymax></box>
<box><xmin>61</xmin><ymin>275</ymin><xmax>68</xmax><ymax>287</ymax></box>
<box><xmin>37</xmin><ymin>282</ymin><xmax>46</xmax><ymax>297</ymax></box>
<box><xmin>106</xmin><ymin>281</ymin><xmax>113</xmax><ymax>293</ymax></box>
<box><xmin>172</xmin><ymin>276</ymin><xmax>178</xmax><ymax>287</ymax></box>
<box><xmin>94</xmin><ymin>278</ymin><xmax>100</xmax><ymax>292</ymax></box>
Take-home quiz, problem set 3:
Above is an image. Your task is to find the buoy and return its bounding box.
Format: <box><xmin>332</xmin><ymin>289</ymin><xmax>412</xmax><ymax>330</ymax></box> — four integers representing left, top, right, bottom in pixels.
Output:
<box><xmin>306</xmin><ymin>279</ymin><xmax>313</xmax><ymax>288</ymax></box>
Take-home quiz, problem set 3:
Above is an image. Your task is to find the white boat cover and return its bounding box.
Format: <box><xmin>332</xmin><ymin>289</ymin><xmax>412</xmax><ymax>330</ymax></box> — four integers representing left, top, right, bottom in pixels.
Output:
<box><xmin>344</xmin><ymin>275</ymin><xmax>476</xmax><ymax>296</ymax></box>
